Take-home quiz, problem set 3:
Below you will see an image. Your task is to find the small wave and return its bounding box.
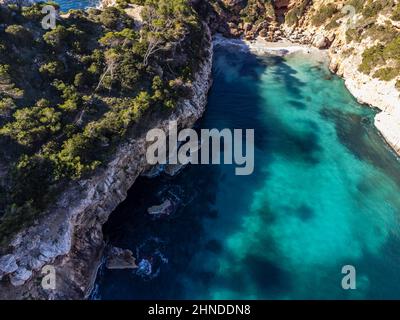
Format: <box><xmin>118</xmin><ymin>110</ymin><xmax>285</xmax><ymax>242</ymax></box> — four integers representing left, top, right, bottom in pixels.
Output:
<box><xmin>134</xmin><ymin>237</ymin><xmax>169</xmax><ymax>280</ymax></box>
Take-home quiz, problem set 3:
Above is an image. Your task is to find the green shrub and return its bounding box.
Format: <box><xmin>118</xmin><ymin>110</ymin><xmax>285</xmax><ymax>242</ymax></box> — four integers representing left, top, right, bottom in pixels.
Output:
<box><xmin>0</xmin><ymin>98</ymin><xmax>16</xmax><ymax>118</ymax></box>
<box><xmin>359</xmin><ymin>36</ymin><xmax>400</xmax><ymax>76</ymax></box>
<box><xmin>43</xmin><ymin>25</ymin><xmax>69</xmax><ymax>48</ymax></box>
<box><xmin>0</xmin><ymin>64</ymin><xmax>24</xmax><ymax>99</ymax></box>
<box><xmin>373</xmin><ymin>67</ymin><xmax>399</xmax><ymax>81</ymax></box>
<box><xmin>99</xmin><ymin>6</ymin><xmax>132</xmax><ymax>30</ymax></box>
<box><xmin>346</xmin><ymin>28</ymin><xmax>362</xmax><ymax>43</ymax></box>
<box><xmin>285</xmin><ymin>0</ymin><xmax>310</xmax><ymax>26</ymax></box>
<box><xmin>21</xmin><ymin>3</ymin><xmax>59</xmax><ymax>20</ymax></box>
<box><xmin>383</xmin><ymin>36</ymin><xmax>400</xmax><ymax>60</ymax></box>
<box><xmin>326</xmin><ymin>18</ymin><xmax>340</xmax><ymax>30</ymax></box>
<box><xmin>359</xmin><ymin>44</ymin><xmax>385</xmax><ymax>74</ymax></box>
<box><xmin>53</xmin><ymin>80</ymin><xmax>81</xmax><ymax>112</ymax></box>
<box><xmin>312</xmin><ymin>3</ymin><xmax>338</xmax><ymax>26</ymax></box>
<box><xmin>39</xmin><ymin>61</ymin><xmax>64</xmax><ymax>78</ymax></box>
<box><xmin>5</xmin><ymin>24</ymin><xmax>32</xmax><ymax>45</ymax></box>
<box><xmin>392</xmin><ymin>4</ymin><xmax>400</xmax><ymax>20</ymax></box>
<box><xmin>0</xmin><ymin>0</ymin><xmax>205</xmax><ymax>248</ymax></box>
<box><xmin>363</xmin><ymin>22</ymin><xmax>398</xmax><ymax>43</ymax></box>
<box><xmin>346</xmin><ymin>0</ymin><xmax>365</xmax><ymax>12</ymax></box>
<box><xmin>0</xmin><ymin>104</ymin><xmax>61</xmax><ymax>147</ymax></box>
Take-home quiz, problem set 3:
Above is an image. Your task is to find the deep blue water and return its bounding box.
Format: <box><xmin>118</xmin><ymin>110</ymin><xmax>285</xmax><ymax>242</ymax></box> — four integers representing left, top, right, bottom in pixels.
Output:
<box><xmin>91</xmin><ymin>45</ymin><xmax>400</xmax><ymax>300</ymax></box>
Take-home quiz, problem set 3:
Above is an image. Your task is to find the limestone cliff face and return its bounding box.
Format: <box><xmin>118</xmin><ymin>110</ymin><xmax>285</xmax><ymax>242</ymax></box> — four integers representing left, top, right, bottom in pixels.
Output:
<box><xmin>0</xmin><ymin>25</ymin><xmax>213</xmax><ymax>300</ymax></box>
<box><xmin>199</xmin><ymin>0</ymin><xmax>279</xmax><ymax>39</ymax></box>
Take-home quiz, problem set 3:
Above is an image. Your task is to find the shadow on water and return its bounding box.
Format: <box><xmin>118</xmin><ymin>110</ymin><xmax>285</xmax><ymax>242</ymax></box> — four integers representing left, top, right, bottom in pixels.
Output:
<box><xmin>99</xmin><ymin>165</ymin><xmax>223</xmax><ymax>299</ymax></box>
<box><xmin>95</xmin><ymin>41</ymin><xmax>329</xmax><ymax>299</ymax></box>
<box><xmin>94</xmin><ymin>39</ymin><xmax>400</xmax><ymax>300</ymax></box>
<box><xmin>96</xmin><ymin>44</ymin><xmax>304</xmax><ymax>299</ymax></box>
<box><xmin>320</xmin><ymin>107</ymin><xmax>400</xmax><ymax>187</ymax></box>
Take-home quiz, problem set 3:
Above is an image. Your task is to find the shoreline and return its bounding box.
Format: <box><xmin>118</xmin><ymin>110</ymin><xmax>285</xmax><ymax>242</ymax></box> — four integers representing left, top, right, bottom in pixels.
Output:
<box><xmin>214</xmin><ymin>35</ymin><xmax>400</xmax><ymax>159</ymax></box>
<box><xmin>213</xmin><ymin>34</ymin><xmax>326</xmax><ymax>57</ymax></box>
<box><xmin>0</xmin><ymin>19</ymin><xmax>213</xmax><ymax>299</ymax></box>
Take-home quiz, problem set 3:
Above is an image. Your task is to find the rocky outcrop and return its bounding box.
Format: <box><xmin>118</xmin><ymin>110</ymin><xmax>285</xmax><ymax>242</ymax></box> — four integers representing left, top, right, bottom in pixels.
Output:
<box><xmin>97</xmin><ymin>0</ymin><xmax>116</xmax><ymax>8</ymax></box>
<box><xmin>105</xmin><ymin>246</ymin><xmax>137</xmax><ymax>270</ymax></box>
<box><xmin>199</xmin><ymin>0</ymin><xmax>278</xmax><ymax>40</ymax></box>
<box><xmin>375</xmin><ymin>111</ymin><xmax>400</xmax><ymax>155</ymax></box>
<box><xmin>0</xmin><ymin>24</ymin><xmax>213</xmax><ymax>300</ymax></box>
<box><xmin>147</xmin><ymin>199</ymin><xmax>175</xmax><ymax>217</ymax></box>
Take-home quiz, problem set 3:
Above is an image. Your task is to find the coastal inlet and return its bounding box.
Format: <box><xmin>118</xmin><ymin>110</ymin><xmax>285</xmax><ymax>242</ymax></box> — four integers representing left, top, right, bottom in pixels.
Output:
<box><xmin>93</xmin><ymin>43</ymin><xmax>400</xmax><ymax>300</ymax></box>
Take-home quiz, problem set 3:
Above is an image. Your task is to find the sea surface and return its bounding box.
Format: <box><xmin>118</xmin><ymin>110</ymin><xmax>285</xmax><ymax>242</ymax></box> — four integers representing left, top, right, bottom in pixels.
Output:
<box><xmin>33</xmin><ymin>0</ymin><xmax>97</xmax><ymax>11</ymax></box>
<box><xmin>87</xmin><ymin>43</ymin><xmax>400</xmax><ymax>300</ymax></box>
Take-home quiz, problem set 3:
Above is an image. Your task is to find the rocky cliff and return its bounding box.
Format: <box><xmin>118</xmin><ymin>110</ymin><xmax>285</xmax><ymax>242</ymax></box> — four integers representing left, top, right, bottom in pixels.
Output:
<box><xmin>1</xmin><ymin>0</ymin><xmax>399</xmax><ymax>300</ymax></box>
<box><xmin>206</xmin><ymin>0</ymin><xmax>400</xmax><ymax>156</ymax></box>
<box><xmin>0</xmin><ymin>22</ymin><xmax>213</xmax><ymax>300</ymax></box>
<box><xmin>196</xmin><ymin>0</ymin><xmax>279</xmax><ymax>39</ymax></box>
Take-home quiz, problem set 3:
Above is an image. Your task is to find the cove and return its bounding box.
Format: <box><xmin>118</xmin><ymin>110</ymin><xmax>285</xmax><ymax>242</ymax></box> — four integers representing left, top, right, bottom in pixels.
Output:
<box><xmin>92</xmin><ymin>43</ymin><xmax>400</xmax><ymax>300</ymax></box>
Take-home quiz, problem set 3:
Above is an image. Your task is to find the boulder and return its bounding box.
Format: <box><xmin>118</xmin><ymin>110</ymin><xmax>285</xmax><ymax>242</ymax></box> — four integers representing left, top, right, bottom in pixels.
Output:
<box><xmin>147</xmin><ymin>199</ymin><xmax>174</xmax><ymax>217</ymax></box>
<box><xmin>259</xmin><ymin>29</ymin><xmax>269</xmax><ymax>38</ymax></box>
<box><xmin>10</xmin><ymin>267</ymin><xmax>32</xmax><ymax>287</ymax></box>
<box><xmin>105</xmin><ymin>246</ymin><xmax>138</xmax><ymax>270</ymax></box>
<box><xmin>243</xmin><ymin>22</ymin><xmax>251</xmax><ymax>32</ymax></box>
<box><xmin>0</xmin><ymin>254</ymin><xmax>18</xmax><ymax>274</ymax></box>
<box><xmin>313</xmin><ymin>34</ymin><xmax>329</xmax><ymax>49</ymax></box>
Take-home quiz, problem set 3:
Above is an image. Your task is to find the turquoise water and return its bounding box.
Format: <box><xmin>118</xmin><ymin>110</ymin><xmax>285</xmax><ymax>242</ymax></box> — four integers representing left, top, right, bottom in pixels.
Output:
<box><xmin>33</xmin><ymin>0</ymin><xmax>96</xmax><ymax>11</ymax></box>
<box><xmin>93</xmin><ymin>45</ymin><xmax>400</xmax><ymax>299</ymax></box>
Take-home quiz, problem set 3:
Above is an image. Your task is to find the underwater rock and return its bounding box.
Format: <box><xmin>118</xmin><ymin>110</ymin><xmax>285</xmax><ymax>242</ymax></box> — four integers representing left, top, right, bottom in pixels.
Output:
<box><xmin>136</xmin><ymin>259</ymin><xmax>152</xmax><ymax>277</ymax></box>
<box><xmin>0</xmin><ymin>255</ymin><xmax>18</xmax><ymax>276</ymax></box>
<box><xmin>147</xmin><ymin>199</ymin><xmax>174</xmax><ymax>217</ymax></box>
<box><xmin>10</xmin><ymin>267</ymin><xmax>32</xmax><ymax>287</ymax></box>
<box><xmin>105</xmin><ymin>246</ymin><xmax>138</xmax><ymax>270</ymax></box>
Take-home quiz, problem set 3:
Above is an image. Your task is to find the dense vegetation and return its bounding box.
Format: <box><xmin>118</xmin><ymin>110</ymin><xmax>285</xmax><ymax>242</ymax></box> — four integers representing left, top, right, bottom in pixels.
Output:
<box><xmin>239</xmin><ymin>0</ymin><xmax>275</xmax><ymax>25</ymax></box>
<box><xmin>306</xmin><ymin>0</ymin><xmax>400</xmax><ymax>84</ymax></box>
<box><xmin>0</xmin><ymin>0</ymin><xmax>208</xmax><ymax>246</ymax></box>
<box><xmin>285</xmin><ymin>0</ymin><xmax>311</xmax><ymax>26</ymax></box>
<box><xmin>311</xmin><ymin>3</ymin><xmax>338</xmax><ymax>27</ymax></box>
